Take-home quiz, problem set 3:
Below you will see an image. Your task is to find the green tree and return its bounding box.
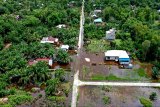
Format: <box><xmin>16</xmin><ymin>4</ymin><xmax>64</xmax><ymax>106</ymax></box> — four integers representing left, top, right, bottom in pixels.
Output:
<box><xmin>152</xmin><ymin>67</ymin><xmax>160</xmax><ymax>79</ymax></box>
<box><xmin>55</xmin><ymin>69</ymin><xmax>65</xmax><ymax>82</ymax></box>
<box><xmin>45</xmin><ymin>78</ymin><xmax>60</xmax><ymax>96</ymax></box>
<box><xmin>56</xmin><ymin>49</ymin><xmax>70</xmax><ymax>64</ymax></box>
<box><xmin>0</xmin><ymin>36</ymin><xmax>4</xmax><ymax>50</ymax></box>
<box><xmin>0</xmin><ymin>50</ymin><xmax>27</xmax><ymax>73</ymax></box>
<box><xmin>142</xmin><ymin>40</ymin><xmax>151</xmax><ymax>61</ymax></box>
<box><xmin>26</xmin><ymin>62</ymin><xmax>51</xmax><ymax>83</ymax></box>
<box><xmin>22</xmin><ymin>15</ymin><xmax>41</xmax><ymax>26</ymax></box>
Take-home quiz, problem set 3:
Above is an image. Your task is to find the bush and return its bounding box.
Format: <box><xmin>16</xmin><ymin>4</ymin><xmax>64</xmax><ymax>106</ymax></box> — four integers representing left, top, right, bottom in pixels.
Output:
<box><xmin>48</xmin><ymin>96</ymin><xmax>66</xmax><ymax>102</ymax></box>
<box><xmin>152</xmin><ymin>67</ymin><xmax>160</xmax><ymax>79</ymax></box>
<box><xmin>8</xmin><ymin>94</ymin><xmax>32</xmax><ymax>106</ymax></box>
<box><xmin>45</xmin><ymin>78</ymin><xmax>60</xmax><ymax>96</ymax></box>
<box><xmin>149</xmin><ymin>92</ymin><xmax>157</xmax><ymax>101</ymax></box>
<box><xmin>0</xmin><ymin>90</ymin><xmax>10</xmax><ymax>98</ymax></box>
<box><xmin>55</xmin><ymin>69</ymin><xmax>65</xmax><ymax>82</ymax></box>
<box><xmin>0</xmin><ymin>82</ymin><xmax>8</xmax><ymax>90</ymax></box>
<box><xmin>139</xmin><ymin>97</ymin><xmax>152</xmax><ymax>107</ymax></box>
<box><xmin>0</xmin><ymin>88</ymin><xmax>16</xmax><ymax>98</ymax></box>
<box><xmin>102</xmin><ymin>96</ymin><xmax>111</xmax><ymax>105</ymax></box>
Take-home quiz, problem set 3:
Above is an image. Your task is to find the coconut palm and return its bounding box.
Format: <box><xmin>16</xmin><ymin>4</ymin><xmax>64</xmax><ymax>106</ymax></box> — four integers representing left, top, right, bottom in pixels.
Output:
<box><xmin>26</xmin><ymin>62</ymin><xmax>51</xmax><ymax>83</ymax></box>
<box><xmin>45</xmin><ymin>78</ymin><xmax>60</xmax><ymax>96</ymax></box>
<box><xmin>56</xmin><ymin>49</ymin><xmax>70</xmax><ymax>64</ymax></box>
<box><xmin>55</xmin><ymin>69</ymin><xmax>65</xmax><ymax>82</ymax></box>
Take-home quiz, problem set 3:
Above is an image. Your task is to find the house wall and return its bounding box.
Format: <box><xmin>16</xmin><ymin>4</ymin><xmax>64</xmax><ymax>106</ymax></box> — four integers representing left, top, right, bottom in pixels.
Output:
<box><xmin>105</xmin><ymin>56</ymin><xmax>118</xmax><ymax>61</ymax></box>
<box><xmin>119</xmin><ymin>58</ymin><xmax>130</xmax><ymax>65</ymax></box>
<box><xmin>119</xmin><ymin>61</ymin><xmax>130</xmax><ymax>64</ymax></box>
<box><xmin>119</xmin><ymin>58</ymin><xmax>130</xmax><ymax>62</ymax></box>
<box><xmin>106</xmin><ymin>35</ymin><xmax>115</xmax><ymax>40</ymax></box>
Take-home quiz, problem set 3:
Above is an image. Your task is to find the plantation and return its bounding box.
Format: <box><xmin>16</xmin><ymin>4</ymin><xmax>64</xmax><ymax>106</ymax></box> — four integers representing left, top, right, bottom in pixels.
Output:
<box><xmin>0</xmin><ymin>0</ymin><xmax>81</xmax><ymax>106</ymax></box>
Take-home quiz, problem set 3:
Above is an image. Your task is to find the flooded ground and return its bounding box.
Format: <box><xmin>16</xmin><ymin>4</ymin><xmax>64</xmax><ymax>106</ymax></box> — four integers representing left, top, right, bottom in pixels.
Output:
<box><xmin>17</xmin><ymin>53</ymin><xmax>77</xmax><ymax>107</ymax></box>
<box><xmin>78</xmin><ymin>50</ymin><xmax>154</xmax><ymax>82</ymax></box>
<box><xmin>77</xmin><ymin>86</ymin><xmax>160</xmax><ymax>107</ymax></box>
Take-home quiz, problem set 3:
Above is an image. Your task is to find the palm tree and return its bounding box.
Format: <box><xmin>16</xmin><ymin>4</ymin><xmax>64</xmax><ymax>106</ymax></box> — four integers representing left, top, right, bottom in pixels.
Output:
<box><xmin>26</xmin><ymin>62</ymin><xmax>51</xmax><ymax>83</ymax></box>
<box><xmin>152</xmin><ymin>67</ymin><xmax>160</xmax><ymax>79</ymax></box>
<box><xmin>56</xmin><ymin>49</ymin><xmax>70</xmax><ymax>64</ymax></box>
<box><xmin>55</xmin><ymin>69</ymin><xmax>65</xmax><ymax>82</ymax></box>
<box><xmin>45</xmin><ymin>78</ymin><xmax>60</xmax><ymax>96</ymax></box>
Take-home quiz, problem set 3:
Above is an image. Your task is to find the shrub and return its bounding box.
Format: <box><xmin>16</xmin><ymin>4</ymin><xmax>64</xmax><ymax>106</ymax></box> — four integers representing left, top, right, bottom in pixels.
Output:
<box><xmin>139</xmin><ymin>97</ymin><xmax>152</xmax><ymax>107</ymax></box>
<box><xmin>45</xmin><ymin>78</ymin><xmax>60</xmax><ymax>96</ymax></box>
<box><xmin>8</xmin><ymin>94</ymin><xmax>32</xmax><ymax>106</ymax></box>
<box><xmin>152</xmin><ymin>67</ymin><xmax>160</xmax><ymax>79</ymax></box>
<box><xmin>0</xmin><ymin>90</ymin><xmax>10</xmax><ymax>98</ymax></box>
<box><xmin>48</xmin><ymin>96</ymin><xmax>66</xmax><ymax>102</ymax></box>
<box><xmin>55</xmin><ymin>69</ymin><xmax>65</xmax><ymax>82</ymax></box>
<box><xmin>149</xmin><ymin>92</ymin><xmax>157</xmax><ymax>101</ymax></box>
<box><xmin>102</xmin><ymin>96</ymin><xmax>111</xmax><ymax>105</ymax></box>
<box><xmin>38</xmin><ymin>94</ymin><xmax>42</xmax><ymax>98</ymax></box>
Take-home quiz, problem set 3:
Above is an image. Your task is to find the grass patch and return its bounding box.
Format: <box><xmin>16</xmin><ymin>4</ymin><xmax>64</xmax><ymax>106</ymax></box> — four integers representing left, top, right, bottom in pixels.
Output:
<box><xmin>102</xmin><ymin>96</ymin><xmax>111</xmax><ymax>105</ymax></box>
<box><xmin>82</xmin><ymin>66</ymin><xmax>90</xmax><ymax>79</ymax></box>
<box><xmin>134</xmin><ymin>68</ymin><xmax>146</xmax><ymax>77</ymax></box>
<box><xmin>139</xmin><ymin>97</ymin><xmax>152</xmax><ymax>107</ymax></box>
<box><xmin>91</xmin><ymin>74</ymin><xmax>106</xmax><ymax>81</ymax></box>
<box><xmin>91</xmin><ymin>74</ymin><xmax>138</xmax><ymax>81</ymax></box>
<box><xmin>106</xmin><ymin>74</ymin><xmax>125</xmax><ymax>81</ymax></box>
<box><xmin>48</xmin><ymin>96</ymin><xmax>66</xmax><ymax>102</ymax></box>
<box><xmin>86</xmin><ymin>39</ymin><xmax>110</xmax><ymax>53</ymax></box>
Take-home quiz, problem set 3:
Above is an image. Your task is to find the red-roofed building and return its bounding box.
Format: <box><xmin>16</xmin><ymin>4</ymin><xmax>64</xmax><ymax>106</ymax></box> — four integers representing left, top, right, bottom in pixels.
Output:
<box><xmin>28</xmin><ymin>58</ymin><xmax>53</xmax><ymax>66</ymax></box>
<box><xmin>40</xmin><ymin>36</ymin><xmax>58</xmax><ymax>44</ymax></box>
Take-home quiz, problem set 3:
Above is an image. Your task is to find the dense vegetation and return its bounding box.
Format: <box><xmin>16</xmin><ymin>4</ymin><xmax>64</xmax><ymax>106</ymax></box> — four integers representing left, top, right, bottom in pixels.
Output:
<box><xmin>0</xmin><ymin>0</ymin><xmax>81</xmax><ymax>106</ymax></box>
<box><xmin>84</xmin><ymin>0</ymin><xmax>160</xmax><ymax>77</ymax></box>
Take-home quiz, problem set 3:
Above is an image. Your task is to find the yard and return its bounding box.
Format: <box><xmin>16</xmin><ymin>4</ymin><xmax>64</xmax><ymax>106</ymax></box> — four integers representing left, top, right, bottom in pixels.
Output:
<box><xmin>85</xmin><ymin>39</ymin><xmax>110</xmax><ymax>53</ymax></box>
<box><xmin>77</xmin><ymin>86</ymin><xmax>160</xmax><ymax>107</ymax></box>
<box><xmin>78</xmin><ymin>50</ymin><xmax>153</xmax><ymax>82</ymax></box>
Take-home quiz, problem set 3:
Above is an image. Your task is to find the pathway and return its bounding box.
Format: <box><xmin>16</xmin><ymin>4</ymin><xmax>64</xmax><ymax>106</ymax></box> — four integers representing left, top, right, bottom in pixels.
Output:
<box><xmin>71</xmin><ymin>0</ymin><xmax>84</xmax><ymax>106</ymax></box>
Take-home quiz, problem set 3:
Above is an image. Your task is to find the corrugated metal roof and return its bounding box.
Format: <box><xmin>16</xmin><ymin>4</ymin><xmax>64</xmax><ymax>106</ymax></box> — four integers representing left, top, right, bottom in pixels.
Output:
<box><xmin>40</xmin><ymin>36</ymin><xmax>58</xmax><ymax>43</ymax></box>
<box><xmin>105</xmin><ymin>50</ymin><xmax>129</xmax><ymax>59</ymax></box>
<box><xmin>94</xmin><ymin>18</ymin><xmax>102</xmax><ymax>23</ymax></box>
<box><xmin>61</xmin><ymin>45</ymin><xmax>69</xmax><ymax>49</ymax></box>
<box><xmin>28</xmin><ymin>58</ymin><xmax>53</xmax><ymax>66</ymax></box>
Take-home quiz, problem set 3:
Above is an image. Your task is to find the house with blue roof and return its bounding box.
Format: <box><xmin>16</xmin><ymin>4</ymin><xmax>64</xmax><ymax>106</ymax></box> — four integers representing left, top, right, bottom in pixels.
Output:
<box><xmin>105</xmin><ymin>50</ymin><xmax>130</xmax><ymax>65</ymax></box>
<box><xmin>94</xmin><ymin>18</ymin><xmax>103</xmax><ymax>24</ymax></box>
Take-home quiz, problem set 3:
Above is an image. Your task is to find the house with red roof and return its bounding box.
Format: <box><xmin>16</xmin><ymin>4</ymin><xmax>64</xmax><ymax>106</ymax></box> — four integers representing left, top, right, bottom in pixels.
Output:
<box><xmin>40</xmin><ymin>36</ymin><xmax>58</xmax><ymax>44</ymax></box>
<box><xmin>28</xmin><ymin>58</ymin><xmax>53</xmax><ymax>66</ymax></box>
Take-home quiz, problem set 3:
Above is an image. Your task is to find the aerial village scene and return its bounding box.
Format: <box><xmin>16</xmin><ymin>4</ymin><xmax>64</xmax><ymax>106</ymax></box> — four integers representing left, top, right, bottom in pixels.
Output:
<box><xmin>0</xmin><ymin>0</ymin><xmax>160</xmax><ymax>107</ymax></box>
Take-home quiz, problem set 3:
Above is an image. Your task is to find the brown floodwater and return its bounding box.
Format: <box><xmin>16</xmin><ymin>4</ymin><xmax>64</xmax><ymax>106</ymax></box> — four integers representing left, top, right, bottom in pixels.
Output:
<box><xmin>78</xmin><ymin>51</ymin><xmax>156</xmax><ymax>82</ymax></box>
<box><xmin>77</xmin><ymin>86</ymin><xmax>160</xmax><ymax>107</ymax></box>
<box><xmin>51</xmin><ymin>62</ymin><xmax>71</xmax><ymax>70</ymax></box>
